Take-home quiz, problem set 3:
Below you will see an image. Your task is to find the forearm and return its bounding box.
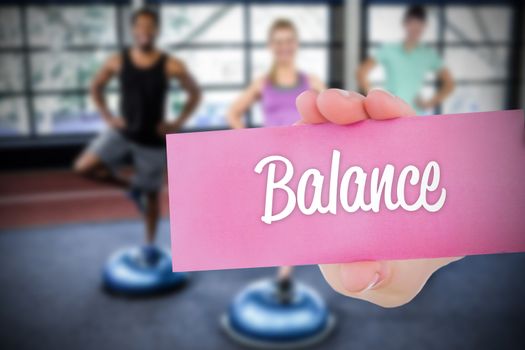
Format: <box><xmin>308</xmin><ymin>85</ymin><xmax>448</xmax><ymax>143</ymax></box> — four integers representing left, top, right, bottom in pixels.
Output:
<box><xmin>431</xmin><ymin>82</ymin><xmax>454</xmax><ymax>105</ymax></box>
<box><xmin>174</xmin><ymin>90</ymin><xmax>201</xmax><ymax>126</ymax></box>
<box><xmin>357</xmin><ymin>69</ymin><xmax>372</xmax><ymax>94</ymax></box>
<box><xmin>356</xmin><ymin>59</ymin><xmax>377</xmax><ymax>95</ymax></box>
<box><xmin>226</xmin><ymin>80</ymin><xmax>260</xmax><ymax>129</ymax></box>
<box><xmin>227</xmin><ymin>110</ymin><xmax>245</xmax><ymax>129</ymax></box>
<box><xmin>91</xmin><ymin>85</ymin><xmax>114</xmax><ymax>123</ymax></box>
<box><xmin>430</xmin><ymin>69</ymin><xmax>455</xmax><ymax>106</ymax></box>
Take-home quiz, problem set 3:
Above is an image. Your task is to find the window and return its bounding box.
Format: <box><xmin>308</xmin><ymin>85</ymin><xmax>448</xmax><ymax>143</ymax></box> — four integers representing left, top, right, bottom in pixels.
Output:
<box><xmin>160</xmin><ymin>2</ymin><xmax>329</xmax><ymax>128</ymax></box>
<box><xmin>0</xmin><ymin>98</ymin><xmax>28</xmax><ymax>136</ymax></box>
<box><xmin>0</xmin><ymin>7</ymin><xmax>23</xmax><ymax>47</ymax></box>
<box><xmin>158</xmin><ymin>4</ymin><xmax>244</xmax><ymax>45</ymax></box>
<box><xmin>443</xmin><ymin>6</ymin><xmax>511</xmax><ymax>114</ymax></box>
<box><xmin>0</xmin><ymin>6</ymin><xmax>27</xmax><ymax>136</ymax></box>
<box><xmin>365</xmin><ymin>3</ymin><xmax>514</xmax><ymax>115</ymax></box>
<box><xmin>0</xmin><ymin>5</ymin><xmax>118</xmax><ymax>139</ymax></box>
<box><xmin>0</xmin><ymin>1</ymin><xmax>334</xmax><ymax>145</ymax></box>
<box><xmin>250</xmin><ymin>5</ymin><xmax>328</xmax><ymax>42</ymax></box>
<box><xmin>368</xmin><ymin>6</ymin><xmax>439</xmax><ymax>44</ymax></box>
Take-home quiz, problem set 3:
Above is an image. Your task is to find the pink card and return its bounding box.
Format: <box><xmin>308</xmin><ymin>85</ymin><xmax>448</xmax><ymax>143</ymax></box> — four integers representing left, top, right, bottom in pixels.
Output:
<box><xmin>166</xmin><ymin>110</ymin><xmax>525</xmax><ymax>271</ymax></box>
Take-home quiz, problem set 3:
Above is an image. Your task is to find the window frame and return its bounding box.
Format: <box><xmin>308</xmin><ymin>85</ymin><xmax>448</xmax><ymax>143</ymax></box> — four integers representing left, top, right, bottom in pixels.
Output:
<box><xmin>0</xmin><ymin>0</ymin><xmax>341</xmax><ymax>148</ymax></box>
<box><xmin>362</xmin><ymin>1</ymin><xmax>521</xmax><ymax>115</ymax></box>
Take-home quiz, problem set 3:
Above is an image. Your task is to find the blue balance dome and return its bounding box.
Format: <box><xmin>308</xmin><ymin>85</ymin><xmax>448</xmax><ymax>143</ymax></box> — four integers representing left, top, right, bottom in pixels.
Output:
<box><xmin>103</xmin><ymin>246</ymin><xmax>188</xmax><ymax>296</ymax></box>
<box><xmin>222</xmin><ymin>279</ymin><xmax>335</xmax><ymax>348</ymax></box>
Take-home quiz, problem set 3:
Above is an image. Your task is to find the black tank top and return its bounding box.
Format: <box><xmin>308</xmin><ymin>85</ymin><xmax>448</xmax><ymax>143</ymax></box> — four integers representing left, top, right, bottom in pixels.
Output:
<box><xmin>119</xmin><ymin>48</ymin><xmax>168</xmax><ymax>147</ymax></box>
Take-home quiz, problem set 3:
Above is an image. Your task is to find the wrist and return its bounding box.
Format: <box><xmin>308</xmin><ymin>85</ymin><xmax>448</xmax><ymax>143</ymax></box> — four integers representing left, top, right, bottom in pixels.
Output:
<box><xmin>102</xmin><ymin>112</ymin><xmax>115</xmax><ymax>122</ymax></box>
<box><xmin>173</xmin><ymin>118</ymin><xmax>186</xmax><ymax>129</ymax></box>
<box><xmin>429</xmin><ymin>96</ymin><xmax>441</xmax><ymax>107</ymax></box>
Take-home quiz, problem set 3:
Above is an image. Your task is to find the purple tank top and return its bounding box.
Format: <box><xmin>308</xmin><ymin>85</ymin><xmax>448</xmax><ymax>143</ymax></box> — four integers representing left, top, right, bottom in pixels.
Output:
<box><xmin>261</xmin><ymin>73</ymin><xmax>309</xmax><ymax>127</ymax></box>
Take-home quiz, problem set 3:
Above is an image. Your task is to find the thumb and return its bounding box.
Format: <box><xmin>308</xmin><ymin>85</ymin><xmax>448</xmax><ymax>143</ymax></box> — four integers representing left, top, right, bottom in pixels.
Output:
<box><xmin>319</xmin><ymin>257</ymin><xmax>463</xmax><ymax>308</ymax></box>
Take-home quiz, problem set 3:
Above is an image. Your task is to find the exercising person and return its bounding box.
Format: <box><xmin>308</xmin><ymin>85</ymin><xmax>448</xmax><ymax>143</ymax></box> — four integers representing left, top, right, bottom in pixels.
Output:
<box><xmin>357</xmin><ymin>5</ymin><xmax>454</xmax><ymax>115</ymax></box>
<box><xmin>228</xmin><ymin>19</ymin><xmax>325</xmax><ymax>301</ymax></box>
<box><xmin>74</xmin><ymin>8</ymin><xmax>201</xmax><ymax>254</ymax></box>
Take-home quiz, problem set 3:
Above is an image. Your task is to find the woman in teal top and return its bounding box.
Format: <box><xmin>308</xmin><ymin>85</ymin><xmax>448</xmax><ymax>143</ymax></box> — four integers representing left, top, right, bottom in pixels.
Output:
<box><xmin>357</xmin><ymin>5</ymin><xmax>454</xmax><ymax>115</ymax></box>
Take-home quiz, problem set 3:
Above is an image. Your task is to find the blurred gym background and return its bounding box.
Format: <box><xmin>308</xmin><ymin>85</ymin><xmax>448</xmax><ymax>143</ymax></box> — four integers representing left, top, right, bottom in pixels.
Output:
<box><xmin>0</xmin><ymin>1</ymin><xmax>524</xmax><ymax>349</ymax></box>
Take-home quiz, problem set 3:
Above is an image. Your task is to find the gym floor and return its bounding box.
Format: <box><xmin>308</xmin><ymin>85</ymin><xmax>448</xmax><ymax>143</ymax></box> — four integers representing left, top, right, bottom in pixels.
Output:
<box><xmin>0</xmin><ymin>220</ymin><xmax>524</xmax><ymax>349</ymax></box>
<box><xmin>0</xmin><ymin>171</ymin><xmax>524</xmax><ymax>350</ymax></box>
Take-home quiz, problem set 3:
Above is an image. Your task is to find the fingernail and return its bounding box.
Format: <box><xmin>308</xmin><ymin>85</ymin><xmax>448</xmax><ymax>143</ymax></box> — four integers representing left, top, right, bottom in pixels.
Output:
<box><xmin>369</xmin><ymin>88</ymin><xmax>395</xmax><ymax>98</ymax></box>
<box><xmin>334</xmin><ymin>89</ymin><xmax>350</xmax><ymax>96</ymax></box>
<box><xmin>360</xmin><ymin>272</ymin><xmax>381</xmax><ymax>293</ymax></box>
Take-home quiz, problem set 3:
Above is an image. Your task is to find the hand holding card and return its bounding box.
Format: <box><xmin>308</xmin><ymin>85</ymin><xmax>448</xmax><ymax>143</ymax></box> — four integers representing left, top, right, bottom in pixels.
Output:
<box><xmin>296</xmin><ymin>88</ymin><xmax>463</xmax><ymax>307</ymax></box>
<box><xmin>167</xmin><ymin>89</ymin><xmax>525</xmax><ymax>308</ymax></box>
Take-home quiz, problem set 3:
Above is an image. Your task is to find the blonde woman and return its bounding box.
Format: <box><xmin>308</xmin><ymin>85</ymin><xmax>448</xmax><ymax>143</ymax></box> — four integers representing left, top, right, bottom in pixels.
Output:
<box><xmin>228</xmin><ymin>19</ymin><xmax>325</xmax><ymax>302</ymax></box>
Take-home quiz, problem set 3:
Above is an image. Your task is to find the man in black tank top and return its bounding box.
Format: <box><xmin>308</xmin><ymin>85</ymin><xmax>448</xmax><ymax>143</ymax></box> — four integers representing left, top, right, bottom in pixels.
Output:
<box><xmin>73</xmin><ymin>8</ymin><xmax>201</xmax><ymax>248</ymax></box>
